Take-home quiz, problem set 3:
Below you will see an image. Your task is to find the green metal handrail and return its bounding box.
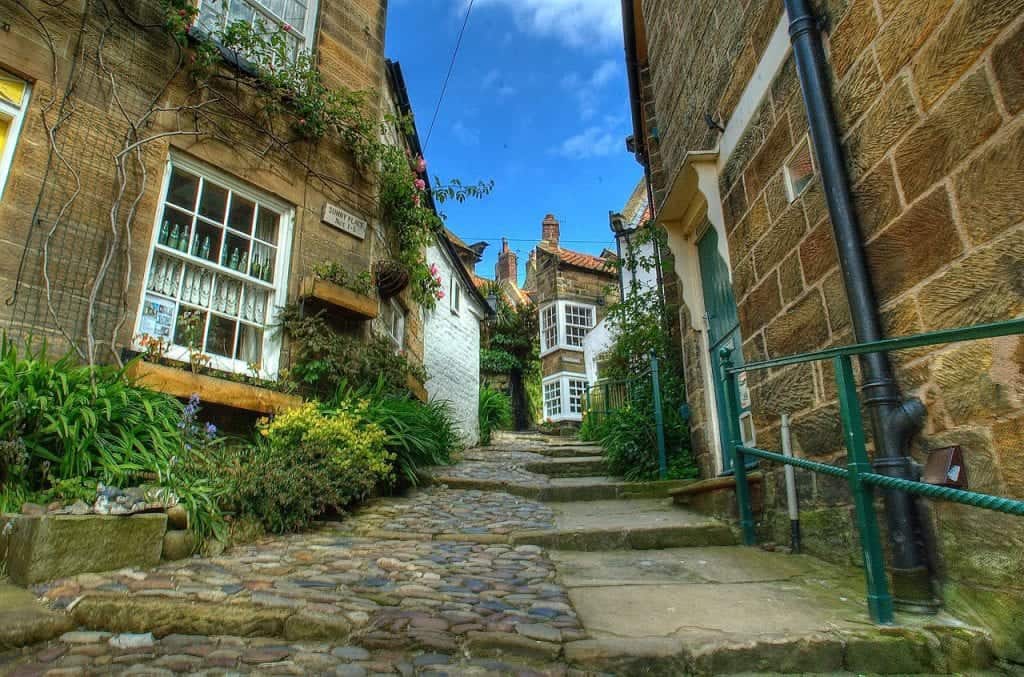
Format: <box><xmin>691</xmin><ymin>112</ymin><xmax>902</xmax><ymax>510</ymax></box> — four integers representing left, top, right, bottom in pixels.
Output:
<box><xmin>584</xmin><ymin>352</ymin><xmax>668</xmax><ymax>479</ymax></box>
<box><xmin>719</xmin><ymin>316</ymin><xmax>1024</xmax><ymax>625</ymax></box>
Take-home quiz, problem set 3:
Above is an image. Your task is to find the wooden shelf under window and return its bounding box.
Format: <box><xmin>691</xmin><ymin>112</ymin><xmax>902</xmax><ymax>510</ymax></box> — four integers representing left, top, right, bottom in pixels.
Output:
<box><xmin>126</xmin><ymin>361</ymin><xmax>302</xmax><ymax>415</ymax></box>
<box><xmin>299</xmin><ymin>276</ymin><xmax>379</xmax><ymax>320</ymax></box>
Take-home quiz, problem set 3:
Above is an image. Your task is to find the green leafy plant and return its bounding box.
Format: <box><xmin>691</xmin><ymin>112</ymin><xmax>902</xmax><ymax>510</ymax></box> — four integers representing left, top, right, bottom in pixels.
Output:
<box><xmin>478</xmin><ymin>386</ymin><xmax>512</xmax><ymax>446</ymax></box>
<box><xmin>330</xmin><ymin>380</ymin><xmax>458</xmax><ymax>486</ymax></box>
<box><xmin>228</xmin><ymin>402</ymin><xmax>392</xmax><ymax>533</ymax></box>
<box><xmin>278</xmin><ymin>304</ymin><xmax>426</xmax><ymax>397</ymax></box>
<box><xmin>312</xmin><ymin>262</ymin><xmax>374</xmax><ymax>296</ymax></box>
<box><xmin>479</xmin><ymin>287</ymin><xmax>540</xmax><ymax>428</ymax></box>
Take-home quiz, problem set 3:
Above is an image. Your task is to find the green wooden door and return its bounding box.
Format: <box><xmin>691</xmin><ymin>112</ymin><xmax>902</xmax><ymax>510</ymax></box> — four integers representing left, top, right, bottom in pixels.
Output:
<box><xmin>697</xmin><ymin>227</ymin><xmax>748</xmax><ymax>473</ymax></box>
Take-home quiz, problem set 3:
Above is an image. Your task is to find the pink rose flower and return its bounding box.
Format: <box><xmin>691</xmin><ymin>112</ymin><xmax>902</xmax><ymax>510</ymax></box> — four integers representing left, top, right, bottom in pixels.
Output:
<box><xmin>412</xmin><ymin>194</ymin><xmax>421</xmax><ymax>207</ymax></box>
<box><xmin>417</xmin><ymin>156</ymin><xmax>427</xmax><ymax>173</ymax></box>
<box><xmin>429</xmin><ymin>263</ymin><xmax>438</xmax><ymax>275</ymax></box>
<box><xmin>282</xmin><ymin>23</ymin><xmax>292</xmax><ymax>32</ymax></box>
<box><xmin>414</xmin><ymin>178</ymin><xmax>426</xmax><ymax>191</ymax></box>
<box><xmin>437</xmin><ymin>290</ymin><xmax>445</xmax><ymax>299</ymax></box>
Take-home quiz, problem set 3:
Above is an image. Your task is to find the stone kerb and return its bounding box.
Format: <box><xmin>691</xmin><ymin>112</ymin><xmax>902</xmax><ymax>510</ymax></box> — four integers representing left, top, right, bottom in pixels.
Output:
<box><xmin>4</xmin><ymin>513</ymin><xmax>167</xmax><ymax>585</ymax></box>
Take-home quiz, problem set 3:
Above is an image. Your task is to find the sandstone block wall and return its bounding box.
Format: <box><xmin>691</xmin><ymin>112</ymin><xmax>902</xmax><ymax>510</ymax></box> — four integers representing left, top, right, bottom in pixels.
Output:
<box><xmin>641</xmin><ymin>0</ymin><xmax>1024</xmax><ymax>658</ymax></box>
<box><xmin>0</xmin><ymin>0</ymin><xmax>426</xmax><ymax>375</ymax></box>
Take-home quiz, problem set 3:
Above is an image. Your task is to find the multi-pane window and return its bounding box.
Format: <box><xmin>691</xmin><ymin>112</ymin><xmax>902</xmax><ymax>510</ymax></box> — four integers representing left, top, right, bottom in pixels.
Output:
<box><xmin>196</xmin><ymin>0</ymin><xmax>317</xmax><ymax>64</ymax></box>
<box><xmin>541</xmin><ymin>304</ymin><xmax>558</xmax><ymax>352</ymax></box>
<box><xmin>567</xmin><ymin>378</ymin><xmax>587</xmax><ymax>414</ymax></box>
<box><xmin>136</xmin><ymin>159</ymin><xmax>290</xmax><ymax>377</ymax></box>
<box><xmin>564</xmin><ymin>303</ymin><xmax>595</xmax><ymax>347</ymax></box>
<box><xmin>379</xmin><ymin>298</ymin><xmax>406</xmax><ymax>349</ymax></box>
<box><xmin>543</xmin><ymin>380</ymin><xmax>562</xmax><ymax>419</ymax></box>
<box><xmin>0</xmin><ymin>71</ymin><xmax>30</xmax><ymax>201</ymax></box>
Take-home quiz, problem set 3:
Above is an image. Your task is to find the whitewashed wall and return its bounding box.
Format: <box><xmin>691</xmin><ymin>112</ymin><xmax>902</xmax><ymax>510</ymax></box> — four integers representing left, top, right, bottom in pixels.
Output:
<box><xmin>423</xmin><ymin>241</ymin><xmax>484</xmax><ymax>447</ymax></box>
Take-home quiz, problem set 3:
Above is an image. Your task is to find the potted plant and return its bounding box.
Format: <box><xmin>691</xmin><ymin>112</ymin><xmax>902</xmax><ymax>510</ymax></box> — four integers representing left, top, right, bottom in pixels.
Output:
<box><xmin>374</xmin><ymin>259</ymin><xmax>410</xmax><ymax>299</ymax></box>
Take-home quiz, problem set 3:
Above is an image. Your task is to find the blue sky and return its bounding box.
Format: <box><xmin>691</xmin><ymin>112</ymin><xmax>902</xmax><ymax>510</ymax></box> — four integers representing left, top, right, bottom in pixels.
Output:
<box><xmin>385</xmin><ymin>0</ymin><xmax>642</xmax><ymax>282</ymax></box>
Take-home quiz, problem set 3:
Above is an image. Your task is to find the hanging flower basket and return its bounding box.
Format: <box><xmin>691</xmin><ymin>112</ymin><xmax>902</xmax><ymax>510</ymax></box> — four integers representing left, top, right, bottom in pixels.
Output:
<box><xmin>374</xmin><ymin>260</ymin><xmax>410</xmax><ymax>299</ymax></box>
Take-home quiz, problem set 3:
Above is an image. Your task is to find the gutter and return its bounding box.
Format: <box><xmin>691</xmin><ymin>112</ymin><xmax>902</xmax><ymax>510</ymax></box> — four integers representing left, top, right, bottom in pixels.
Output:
<box><xmin>782</xmin><ymin>0</ymin><xmax>934</xmax><ymax>607</ymax></box>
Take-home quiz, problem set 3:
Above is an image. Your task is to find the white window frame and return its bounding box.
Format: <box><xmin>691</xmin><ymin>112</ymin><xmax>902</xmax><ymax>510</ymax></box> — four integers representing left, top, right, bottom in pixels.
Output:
<box><xmin>539</xmin><ymin>300</ymin><xmax>597</xmax><ymax>356</ymax></box>
<box><xmin>379</xmin><ymin>297</ymin><xmax>406</xmax><ymax>349</ymax></box>
<box><xmin>540</xmin><ymin>303</ymin><xmax>559</xmax><ymax>353</ymax></box>
<box><xmin>0</xmin><ymin>72</ymin><xmax>31</xmax><ymax>202</ymax></box>
<box><xmin>133</xmin><ymin>154</ymin><xmax>293</xmax><ymax>380</ymax></box>
<box><xmin>450</xmin><ymin>276</ymin><xmax>461</xmax><ymax>315</ymax></box>
<box><xmin>195</xmin><ymin>0</ymin><xmax>319</xmax><ymax>62</ymax></box>
<box><xmin>542</xmin><ymin>372</ymin><xmax>588</xmax><ymax>422</ymax></box>
<box><xmin>543</xmin><ymin>379</ymin><xmax>563</xmax><ymax>420</ymax></box>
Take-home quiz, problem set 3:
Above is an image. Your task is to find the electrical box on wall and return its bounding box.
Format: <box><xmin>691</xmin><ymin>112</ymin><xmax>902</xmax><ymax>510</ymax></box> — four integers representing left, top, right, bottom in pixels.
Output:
<box><xmin>922</xmin><ymin>446</ymin><xmax>967</xmax><ymax>490</ymax></box>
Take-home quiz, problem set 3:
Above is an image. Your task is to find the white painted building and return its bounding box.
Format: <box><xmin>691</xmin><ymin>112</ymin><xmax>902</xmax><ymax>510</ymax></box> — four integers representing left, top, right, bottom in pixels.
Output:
<box><xmin>583</xmin><ymin>179</ymin><xmax>659</xmax><ymax>385</ymax></box>
<box><xmin>423</xmin><ymin>233</ymin><xmax>491</xmax><ymax>446</ymax></box>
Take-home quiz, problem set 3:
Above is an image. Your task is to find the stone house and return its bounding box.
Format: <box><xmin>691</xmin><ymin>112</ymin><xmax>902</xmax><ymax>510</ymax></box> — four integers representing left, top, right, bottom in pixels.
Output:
<box><xmin>622</xmin><ymin>0</ymin><xmax>1024</xmax><ymax>658</ymax></box>
<box><xmin>523</xmin><ymin>214</ymin><xmax>619</xmax><ymax>424</ymax></box>
<box><xmin>0</xmin><ymin>0</ymin><xmax>431</xmax><ymax>413</ymax></box>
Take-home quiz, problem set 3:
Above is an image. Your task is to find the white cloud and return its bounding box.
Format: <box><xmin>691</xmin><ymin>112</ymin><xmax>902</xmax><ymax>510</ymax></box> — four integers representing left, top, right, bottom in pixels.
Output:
<box><xmin>562</xmin><ymin>59</ymin><xmax>622</xmax><ymax>119</ymax></box>
<box><xmin>556</xmin><ymin>124</ymin><xmax>622</xmax><ymax>159</ymax></box>
<box><xmin>452</xmin><ymin>120</ymin><xmax>481</xmax><ymax>146</ymax></box>
<box><xmin>482</xmin><ymin>68</ymin><xmax>501</xmax><ymax>89</ymax></box>
<box><xmin>473</xmin><ymin>0</ymin><xmax>622</xmax><ymax>48</ymax></box>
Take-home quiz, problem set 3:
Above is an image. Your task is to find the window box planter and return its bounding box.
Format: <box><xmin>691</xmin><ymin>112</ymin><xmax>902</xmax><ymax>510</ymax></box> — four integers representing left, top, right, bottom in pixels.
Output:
<box><xmin>406</xmin><ymin>373</ymin><xmax>428</xmax><ymax>402</ymax></box>
<box><xmin>299</xmin><ymin>276</ymin><xmax>379</xmax><ymax>320</ymax></box>
<box><xmin>126</xmin><ymin>361</ymin><xmax>302</xmax><ymax>415</ymax></box>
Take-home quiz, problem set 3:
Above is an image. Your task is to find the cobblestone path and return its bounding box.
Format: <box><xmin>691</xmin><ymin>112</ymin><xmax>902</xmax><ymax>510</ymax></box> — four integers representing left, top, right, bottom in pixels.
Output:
<box><xmin>1</xmin><ymin>472</ymin><xmax>591</xmax><ymax>676</ymax></box>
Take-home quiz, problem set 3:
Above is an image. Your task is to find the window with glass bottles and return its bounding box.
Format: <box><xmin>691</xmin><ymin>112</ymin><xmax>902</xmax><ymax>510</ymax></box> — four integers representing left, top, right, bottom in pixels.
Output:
<box><xmin>135</xmin><ymin>158</ymin><xmax>292</xmax><ymax>378</ymax></box>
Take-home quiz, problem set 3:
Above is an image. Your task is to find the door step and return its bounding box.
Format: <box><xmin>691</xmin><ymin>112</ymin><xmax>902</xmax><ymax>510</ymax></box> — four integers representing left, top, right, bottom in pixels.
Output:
<box><xmin>552</xmin><ymin>546</ymin><xmax>995</xmax><ymax>675</ymax></box>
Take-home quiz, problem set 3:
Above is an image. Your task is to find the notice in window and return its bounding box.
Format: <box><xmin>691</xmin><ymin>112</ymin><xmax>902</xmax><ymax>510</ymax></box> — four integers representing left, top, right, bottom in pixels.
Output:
<box><xmin>139</xmin><ymin>294</ymin><xmax>176</xmax><ymax>341</ymax></box>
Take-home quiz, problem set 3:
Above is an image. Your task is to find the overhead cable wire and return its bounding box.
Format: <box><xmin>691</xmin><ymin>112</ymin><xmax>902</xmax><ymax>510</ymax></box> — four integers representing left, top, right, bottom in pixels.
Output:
<box><xmin>424</xmin><ymin>0</ymin><xmax>475</xmax><ymax>151</ymax></box>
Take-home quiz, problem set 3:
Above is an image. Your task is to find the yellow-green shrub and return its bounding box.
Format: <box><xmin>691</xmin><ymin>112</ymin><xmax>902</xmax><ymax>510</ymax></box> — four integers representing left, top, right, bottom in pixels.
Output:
<box><xmin>229</xmin><ymin>402</ymin><xmax>393</xmax><ymax>533</ymax></box>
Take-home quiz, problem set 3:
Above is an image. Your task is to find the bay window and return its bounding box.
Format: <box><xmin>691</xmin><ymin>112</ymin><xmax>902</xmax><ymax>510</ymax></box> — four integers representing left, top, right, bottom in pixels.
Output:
<box><xmin>539</xmin><ymin>300</ymin><xmax>596</xmax><ymax>355</ymax></box>
<box><xmin>135</xmin><ymin>156</ymin><xmax>292</xmax><ymax>379</ymax></box>
<box><xmin>542</xmin><ymin>373</ymin><xmax>589</xmax><ymax>422</ymax></box>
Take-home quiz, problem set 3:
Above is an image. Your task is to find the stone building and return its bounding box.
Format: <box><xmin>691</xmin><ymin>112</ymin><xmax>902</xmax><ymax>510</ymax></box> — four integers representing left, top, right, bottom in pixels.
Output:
<box><xmin>623</xmin><ymin>0</ymin><xmax>1024</xmax><ymax>658</ymax></box>
<box><xmin>524</xmin><ymin>214</ymin><xmax>619</xmax><ymax>424</ymax></box>
<box><xmin>0</xmin><ymin>0</ymin><xmax>431</xmax><ymax>412</ymax></box>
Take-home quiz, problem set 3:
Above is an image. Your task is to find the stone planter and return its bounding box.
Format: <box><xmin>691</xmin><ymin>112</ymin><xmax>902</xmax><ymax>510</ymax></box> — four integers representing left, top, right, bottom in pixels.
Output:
<box><xmin>4</xmin><ymin>513</ymin><xmax>167</xmax><ymax>585</ymax></box>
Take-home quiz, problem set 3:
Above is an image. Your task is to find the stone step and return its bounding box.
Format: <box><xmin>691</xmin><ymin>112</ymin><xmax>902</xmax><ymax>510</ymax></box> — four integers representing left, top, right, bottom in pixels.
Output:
<box><xmin>524</xmin><ymin>456</ymin><xmax>608</xmax><ymax>478</ymax></box>
<box><xmin>0</xmin><ymin>583</ymin><xmax>73</xmax><ymax>650</ymax></box>
<box><xmin>530</xmin><ymin>445</ymin><xmax>601</xmax><ymax>458</ymax></box>
<box><xmin>432</xmin><ymin>475</ymin><xmax>697</xmax><ymax>502</ymax></box>
<box><xmin>552</xmin><ymin>547</ymin><xmax>995</xmax><ymax>675</ymax></box>
<box><xmin>511</xmin><ymin>500</ymin><xmax>736</xmax><ymax>551</ymax></box>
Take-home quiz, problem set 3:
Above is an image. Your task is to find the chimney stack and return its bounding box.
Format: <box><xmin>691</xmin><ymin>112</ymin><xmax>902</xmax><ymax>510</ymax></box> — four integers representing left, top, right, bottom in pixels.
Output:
<box><xmin>541</xmin><ymin>214</ymin><xmax>560</xmax><ymax>246</ymax></box>
<box><xmin>495</xmin><ymin>238</ymin><xmax>518</xmax><ymax>286</ymax></box>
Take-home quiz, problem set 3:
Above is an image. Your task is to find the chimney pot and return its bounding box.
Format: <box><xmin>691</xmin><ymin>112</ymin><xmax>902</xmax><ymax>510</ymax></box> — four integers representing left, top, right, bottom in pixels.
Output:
<box><xmin>541</xmin><ymin>214</ymin><xmax>560</xmax><ymax>246</ymax></box>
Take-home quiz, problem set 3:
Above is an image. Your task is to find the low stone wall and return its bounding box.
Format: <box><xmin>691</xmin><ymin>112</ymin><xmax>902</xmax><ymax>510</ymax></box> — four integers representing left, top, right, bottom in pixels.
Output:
<box><xmin>4</xmin><ymin>513</ymin><xmax>167</xmax><ymax>585</ymax></box>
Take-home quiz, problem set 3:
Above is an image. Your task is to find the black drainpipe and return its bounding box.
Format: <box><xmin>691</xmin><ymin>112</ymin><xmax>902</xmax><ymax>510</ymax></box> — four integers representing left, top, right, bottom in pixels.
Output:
<box><xmin>783</xmin><ymin>0</ymin><xmax>935</xmax><ymax>607</ymax></box>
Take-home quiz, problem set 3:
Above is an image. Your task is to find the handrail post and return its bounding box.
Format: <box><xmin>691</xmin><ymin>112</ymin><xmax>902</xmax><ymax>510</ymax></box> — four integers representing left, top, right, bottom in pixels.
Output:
<box><xmin>650</xmin><ymin>351</ymin><xmax>667</xmax><ymax>480</ymax></box>
<box><xmin>835</xmin><ymin>355</ymin><xmax>895</xmax><ymax>625</ymax></box>
<box><xmin>584</xmin><ymin>382</ymin><xmax>591</xmax><ymax>416</ymax></box>
<box><xmin>720</xmin><ymin>346</ymin><xmax>756</xmax><ymax>545</ymax></box>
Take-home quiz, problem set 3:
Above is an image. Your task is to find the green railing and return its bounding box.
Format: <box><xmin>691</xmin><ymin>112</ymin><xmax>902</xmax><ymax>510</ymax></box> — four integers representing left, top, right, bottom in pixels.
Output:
<box><xmin>585</xmin><ymin>352</ymin><xmax>668</xmax><ymax>479</ymax></box>
<box><xmin>719</xmin><ymin>317</ymin><xmax>1024</xmax><ymax>625</ymax></box>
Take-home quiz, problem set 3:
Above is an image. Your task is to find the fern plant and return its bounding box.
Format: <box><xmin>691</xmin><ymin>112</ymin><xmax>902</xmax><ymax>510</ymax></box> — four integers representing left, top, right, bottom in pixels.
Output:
<box><xmin>478</xmin><ymin>386</ymin><xmax>512</xmax><ymax>446</ymax></box>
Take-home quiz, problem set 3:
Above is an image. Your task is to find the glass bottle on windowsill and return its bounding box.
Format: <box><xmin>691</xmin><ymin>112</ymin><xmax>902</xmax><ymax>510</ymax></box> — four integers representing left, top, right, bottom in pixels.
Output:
<box><xmin>159</xmin><ymin>221</ymin><xmax>170</xmax><ymax>246</ymax></box>
<box><xmin>169</xmin><ymin>224</ymin><xmax>181</xmax><ymax>250</ymax></box>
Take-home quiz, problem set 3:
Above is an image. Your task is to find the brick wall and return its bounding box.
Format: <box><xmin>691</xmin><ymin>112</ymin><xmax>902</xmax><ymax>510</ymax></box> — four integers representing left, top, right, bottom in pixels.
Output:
<box><xmin>641</xmin><ymin>0</ymin><xmax>1024</xmax><ymax>658</ymax></box>
<box><xmin>424</xmin><ymin>241</ymin><xmax>482</xmax><ymax>446</ymax></box>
